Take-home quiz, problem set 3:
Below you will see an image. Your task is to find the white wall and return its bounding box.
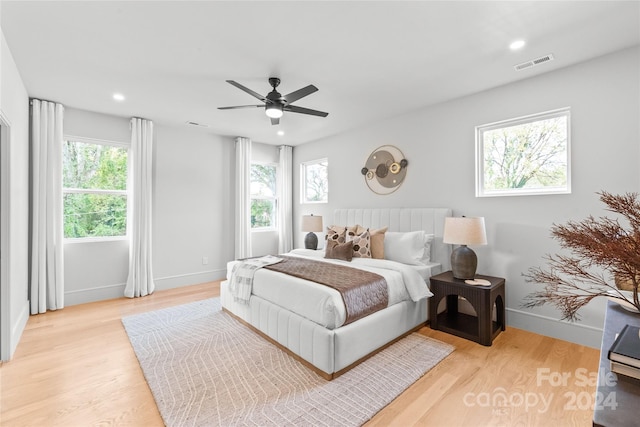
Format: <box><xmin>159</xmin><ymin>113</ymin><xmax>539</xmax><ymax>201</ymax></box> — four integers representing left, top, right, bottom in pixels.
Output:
<box><xmin>153</xmin><ymin>124</ymin><xmax>234</xmax><ymax>288</ymax></box>
<box><xmin>63</xmin><ymin>109</ymin><xmax>235</xmax><ymax>304</ymax></box>
<box><xmin>0</xmin><ymin>28</ymin><xmax>30</xmax><ymax>359</ymax></box>
<box><xmin>293</xmin><ymin>47</ymin><xmax>640</xmax><ymax>348</ymax></box>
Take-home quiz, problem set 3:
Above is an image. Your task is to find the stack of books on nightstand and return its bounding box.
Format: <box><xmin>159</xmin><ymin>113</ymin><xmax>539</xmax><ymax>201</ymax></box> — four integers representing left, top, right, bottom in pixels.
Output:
<box><xmin>608</xmin><ymin>324</ymin><xmax>640</xmax><ymax>380</ymax></box>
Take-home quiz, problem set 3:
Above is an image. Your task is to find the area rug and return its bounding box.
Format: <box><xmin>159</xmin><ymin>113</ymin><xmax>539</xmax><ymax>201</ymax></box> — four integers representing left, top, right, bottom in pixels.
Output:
<box><xmin>122</xmin><ymin>298</ymin><xmax>454</xmax><ymax>427</ymax></box>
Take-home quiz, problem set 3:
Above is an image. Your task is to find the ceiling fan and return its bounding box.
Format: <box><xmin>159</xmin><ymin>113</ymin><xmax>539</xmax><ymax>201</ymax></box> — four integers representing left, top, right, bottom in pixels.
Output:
<box><xmin>218</xmin><ymin>77</ymin><xmax>328</xmax><ymax>125</ymax></box>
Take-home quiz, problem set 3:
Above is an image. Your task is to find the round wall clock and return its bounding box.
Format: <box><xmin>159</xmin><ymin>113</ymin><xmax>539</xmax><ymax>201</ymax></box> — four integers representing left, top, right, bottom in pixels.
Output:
<box><xmin>360</xmin><ymin>145</ymin><xmax>408</xmax><ymax>195</ymax></box>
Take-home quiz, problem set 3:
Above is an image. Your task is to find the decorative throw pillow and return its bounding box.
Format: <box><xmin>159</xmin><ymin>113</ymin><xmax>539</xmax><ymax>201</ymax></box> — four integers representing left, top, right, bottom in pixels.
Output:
<box><xmin>325</xmin><ymin>240</ymin><xmax>353</xmax><ymax>261</ymax></box>
<box><xmin>325</xmin><ymin>226</ymin><xmax>347</xmax><ymax>244</ymax></box>
<box><xmin>344</xmin><ymin>224</ymin><xmax>362</xmax><ymax>242</ymax></box>
<box><xmin>351</xmin><ymin>229</ymin><xmax>372</xmax><ymax>258</ymax></box>
<box><xmin>355</xmin><ymin>225</ymin><xmax>388</xmax><ymax>259</ymax></box>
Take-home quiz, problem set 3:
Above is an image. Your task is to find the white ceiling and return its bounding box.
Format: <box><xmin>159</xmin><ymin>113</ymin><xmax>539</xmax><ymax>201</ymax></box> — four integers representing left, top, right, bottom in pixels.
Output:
<box><xmin>2</xmin><ymin>1</ymin><xmax>639</xmax><ymax>146</ymax></box>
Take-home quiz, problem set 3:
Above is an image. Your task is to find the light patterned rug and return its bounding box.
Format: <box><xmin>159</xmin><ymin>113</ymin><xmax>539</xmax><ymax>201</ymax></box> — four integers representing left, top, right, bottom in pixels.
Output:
<box><xmin>122</xmin><ymin>298</ymin><xmax>454</xmax><ymax>427</ymax></box>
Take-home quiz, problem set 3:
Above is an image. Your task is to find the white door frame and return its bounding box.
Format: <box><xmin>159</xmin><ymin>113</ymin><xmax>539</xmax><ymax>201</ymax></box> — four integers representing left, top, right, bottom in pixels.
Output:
<box><xmin>0</xmin><ymin>110</ymin><xmax>11</xmax><ymax>361</ymax></box>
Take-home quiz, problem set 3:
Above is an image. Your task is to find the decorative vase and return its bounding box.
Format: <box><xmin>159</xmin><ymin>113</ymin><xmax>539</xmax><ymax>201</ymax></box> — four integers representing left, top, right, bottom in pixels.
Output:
<box><xmin>614</xmin><ymin>274</ymin><xmax>638</xmax><ymax>292</ymax></box>
<box><xmin>612</xmin><ymin>274</ymin><xmax>640</xmax><ymax>313</ymax></box>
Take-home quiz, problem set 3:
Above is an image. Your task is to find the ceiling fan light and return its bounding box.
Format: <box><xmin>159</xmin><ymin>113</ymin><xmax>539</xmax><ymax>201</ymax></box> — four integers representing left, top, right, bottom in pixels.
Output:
<box><xmin>265</xmin><ymin>104</ymin><xmax>283</xmax><ymax>118</ymax></box>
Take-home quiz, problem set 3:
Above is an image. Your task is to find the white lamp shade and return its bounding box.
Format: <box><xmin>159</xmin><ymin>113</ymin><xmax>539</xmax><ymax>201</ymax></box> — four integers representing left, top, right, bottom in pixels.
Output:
<box><xmin>443</xmin><ymin>217</ymin><xmax>487</xmax><ymax>246</ymax></box>
<box><xmin>301</xmin><ymin>215</ymin><xmax>323</xmax><ymax>232</ymax></box>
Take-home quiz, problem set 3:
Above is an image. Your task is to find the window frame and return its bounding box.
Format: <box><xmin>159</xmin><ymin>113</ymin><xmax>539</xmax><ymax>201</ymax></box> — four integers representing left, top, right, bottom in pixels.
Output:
<box><xmin>62</xmin><ymin>135</ymin><xmax>130</xmax><ymax>242</ymax></box>
<box><xmin>300</xmin><ymin>158</ymin><xmax>329</xmax><ymax>204</ymax></box>
<box><xmin>475</xmin><ymin>107</ymin><xmax>571</xmax><ymax>198</ymax></box>
<box><xmin>250</xmin><ymin>162</ymin><xmax>278</xmax><ymax>232</ymax></box>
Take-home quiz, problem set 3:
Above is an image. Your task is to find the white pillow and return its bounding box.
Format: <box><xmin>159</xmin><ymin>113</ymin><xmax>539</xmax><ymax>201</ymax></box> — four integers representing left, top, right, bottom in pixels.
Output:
<box><xmin>422</xmin><ymin>233</ymin><xmax>435</xmax><ymax>263</ymax></box>
<box><xmin>384</xmin><ymin>231</ymin><xmax>426</xmax><ymax>265</ymax></box>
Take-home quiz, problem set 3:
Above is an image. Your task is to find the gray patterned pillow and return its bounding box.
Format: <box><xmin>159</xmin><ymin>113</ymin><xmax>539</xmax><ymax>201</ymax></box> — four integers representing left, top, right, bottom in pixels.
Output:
<box><xmin>325</xmin><ymin>226</ymin><xmax>347</xmax><ymax>244</ymax></box>
<box><xmin>345</xmin><ymin>225</ymin><xmax>361</xmax><ymax>242</ymax></box>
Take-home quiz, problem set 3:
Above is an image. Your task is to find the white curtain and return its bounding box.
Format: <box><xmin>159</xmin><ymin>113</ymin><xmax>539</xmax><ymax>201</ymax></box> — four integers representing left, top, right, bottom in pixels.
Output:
<box><xmin>278</xmin><ymin>145</ymin><xmax>293</xmax><ymax>253</ymax></box>
<box><xmin>124</xmin><ymin>118</ymin><xmax>155</xmax><ymax>298</ymax></box>
<box><xmin>235</xmin><ymin>137</ymin><xmax>252</xmax><ymax>259</ymax></box>
<box><xmin>30</xmin><ymin>99</ymin><xmax>65</xmax><ymax>314</ymax></box>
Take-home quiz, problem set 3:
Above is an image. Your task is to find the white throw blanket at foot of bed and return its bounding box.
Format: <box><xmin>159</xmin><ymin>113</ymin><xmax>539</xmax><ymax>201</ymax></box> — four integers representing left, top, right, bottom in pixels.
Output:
<box><xmin>228</xmin><ymin>255</ymin><xmax>283</xmax><ymax>304</ymax></box>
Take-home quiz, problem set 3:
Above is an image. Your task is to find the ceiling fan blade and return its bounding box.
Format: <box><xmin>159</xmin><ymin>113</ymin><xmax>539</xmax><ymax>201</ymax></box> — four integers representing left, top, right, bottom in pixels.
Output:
<box><xmin>225</xmin><ymin>80</ymin><xmax>269</xmax><ymax>103</ymax></box>
<box><xmin>218</xmin><ymin>105</ymin><xmax>263</xmax><ymax>110</ymax></box>
<box><xmin>270</xmin><ymin>117</ymin><xmax>280</xmax><ymax>126</ymax></box>
<box><xmin>283</xmin><ymin>85</ymin><xmax>318</xmax><ymax>104</ymax></box>
<box><xmin>285</xmin><ymin>105</ymin><xmax>329</xmax><ymax>117</ymax></box>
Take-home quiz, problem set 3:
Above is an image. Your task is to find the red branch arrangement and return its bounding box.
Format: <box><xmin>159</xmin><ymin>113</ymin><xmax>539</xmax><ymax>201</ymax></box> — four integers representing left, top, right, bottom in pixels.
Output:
<box><xmin>523</xmin><ymin>191</ymin><xmax>640</xmax><ymax>321</ymax></box>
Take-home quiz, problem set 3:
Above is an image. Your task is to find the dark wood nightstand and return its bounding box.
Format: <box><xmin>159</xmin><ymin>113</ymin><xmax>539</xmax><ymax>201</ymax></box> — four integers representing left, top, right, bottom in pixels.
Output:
<box><xmin>429</xmin><ymin>271</ymin><xmax>506</xmax><ymax>346</ymax></box>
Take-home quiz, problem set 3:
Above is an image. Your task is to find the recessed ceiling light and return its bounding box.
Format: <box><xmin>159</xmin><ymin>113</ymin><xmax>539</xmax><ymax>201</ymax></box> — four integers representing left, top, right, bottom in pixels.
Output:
<box><xmin>113</xmin><ymin>93</ymin><xmax>125</xmax><ymax>101</ymax></box>
<box><xmin>277</xmin><ymin>130</ymin><xmax>285</xmax><ymax>136</ymax></box>
<box><xmin>509</xmin><ymin>40</ymin><xmax>526</xmax><ymax>50</ymax></box>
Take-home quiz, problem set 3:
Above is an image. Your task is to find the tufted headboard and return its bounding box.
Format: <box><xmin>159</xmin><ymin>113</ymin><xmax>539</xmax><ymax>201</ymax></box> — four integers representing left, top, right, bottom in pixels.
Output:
<box><xmin>333</xmin><ymin>208</ymin><xmax>453</xmax><ymax>271</ymax></box>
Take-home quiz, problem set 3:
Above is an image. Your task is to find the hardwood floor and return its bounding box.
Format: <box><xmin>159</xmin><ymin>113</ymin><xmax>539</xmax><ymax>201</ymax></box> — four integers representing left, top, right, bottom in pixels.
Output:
<box><xmin>0</xmin><ymin>281</ymin><xmax>599</xmax><ymax>426</ymax></box>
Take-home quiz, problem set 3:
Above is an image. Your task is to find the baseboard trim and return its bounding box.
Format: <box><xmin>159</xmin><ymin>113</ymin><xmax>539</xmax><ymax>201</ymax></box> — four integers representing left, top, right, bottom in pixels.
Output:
<box><xmin>65</xmin><ymin>282</ymin><xmax>125</xmax><ymax>294</ymax></box>
<box><xmin>65</xmin><ymin>283</ymin><xmax>126</xmax><ymax>306</ymax></box>
<box><xmin>9</xmin><ymin>300</ymin><xmax>29</xmax><ymax>359</ymax></box>
<box><xmin>154</xmin><ymin>269</ymin><xmax>226</xmax><ymax>290</ymax></box>
<box><xmin>506</xmin><ymin>307</ymin><xmax>603</xmax><ymax>349</ymax></box>
<box><xmin>64</xmin><ymin>269</ymin><xmax>226</xmax><ymax>306</ymax></box>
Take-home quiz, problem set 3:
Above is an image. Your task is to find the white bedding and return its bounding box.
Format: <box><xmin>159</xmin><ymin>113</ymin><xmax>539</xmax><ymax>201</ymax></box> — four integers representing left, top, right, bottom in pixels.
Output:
<box><xmin>411</xmin><ymin>262</ymin><xmax>442</xmax><ymax>280</ymax></box>
<box><xmin>226</xmin><ymin>248</ymin><xmax>433</xmax><ymax>330</ymax></box>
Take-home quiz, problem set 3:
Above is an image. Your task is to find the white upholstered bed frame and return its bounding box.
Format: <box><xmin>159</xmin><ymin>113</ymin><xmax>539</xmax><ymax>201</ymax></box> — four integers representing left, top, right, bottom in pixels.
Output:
<box><xmin>221</xmin><ymin>208</ymin><xmax>452</xmax><ymax>379</ymax></box>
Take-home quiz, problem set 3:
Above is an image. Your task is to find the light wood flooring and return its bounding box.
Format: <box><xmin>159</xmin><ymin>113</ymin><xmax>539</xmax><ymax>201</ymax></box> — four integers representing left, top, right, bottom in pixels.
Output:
<box><xmin>0</xmin><ymin>281</ymin><xmax>600</xmax><ymax>426</ymax></box>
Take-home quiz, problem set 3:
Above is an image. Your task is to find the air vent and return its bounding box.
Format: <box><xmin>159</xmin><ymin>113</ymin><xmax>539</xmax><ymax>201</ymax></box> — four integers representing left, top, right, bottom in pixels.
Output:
<box><xmin>185</xmin><ymin>121</ymin><xmax>209</xmax><ymax>128</ymax></box>
<box><xmin>514</xmin><ymin>53</ymin><xmax>554</xmax><ymax>71</ymax></box>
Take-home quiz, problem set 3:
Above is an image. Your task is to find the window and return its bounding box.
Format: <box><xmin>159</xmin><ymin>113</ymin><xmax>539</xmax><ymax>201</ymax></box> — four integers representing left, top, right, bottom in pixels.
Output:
<box><xmin>301</xmin><ymin>158</ymin><xmax>328</xmax><ymax>203</ymax></box>
<box><xmin>250</xmin><ymin>163</ymin><xmax>277</xmax><ymax>229</ymax></box>
<box><xmin>63</xmin><ymin>137</ymin><xmax>128</xmax><ymax>239</ymax></box>
<box><xmin>476</xmin><ymin>108</ymin><xmax>570</xmax><ymax>197</ymax></box>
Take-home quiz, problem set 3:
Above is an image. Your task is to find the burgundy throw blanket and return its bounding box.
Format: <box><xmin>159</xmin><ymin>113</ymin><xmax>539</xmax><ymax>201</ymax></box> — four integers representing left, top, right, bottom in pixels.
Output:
<box><xmin>264</xmin><ymin>255</ymin><xmax>388</xmax><ymax>325</ymax></box>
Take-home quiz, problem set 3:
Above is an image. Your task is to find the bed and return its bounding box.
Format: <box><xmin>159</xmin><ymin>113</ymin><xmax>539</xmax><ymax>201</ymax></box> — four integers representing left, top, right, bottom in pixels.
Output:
<box><xmin>220</xmin><ymin>208</ymin><xmax>452</xmax><ymax>379</ymax></box>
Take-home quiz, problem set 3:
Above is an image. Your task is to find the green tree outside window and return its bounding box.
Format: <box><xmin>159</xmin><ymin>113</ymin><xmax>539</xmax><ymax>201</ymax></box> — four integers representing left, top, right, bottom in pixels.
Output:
<box><xmin>63</xmin><ymin>139</ymin><xmax>128</xmax><ymax>238</ymax></box>
<box><xmin>301</xmin><ymin>159</ymin><xmax>328</xmax><ymax>203</ymax></box>
<box><xmin>250</xmin><ymin>163</ymin><xmax>277</xmax><ymax>229</ymax></box>
<box><xmin>477</xmin><ymin>109</ymin><xmax>570</xmax><ymax>197</ymax></box>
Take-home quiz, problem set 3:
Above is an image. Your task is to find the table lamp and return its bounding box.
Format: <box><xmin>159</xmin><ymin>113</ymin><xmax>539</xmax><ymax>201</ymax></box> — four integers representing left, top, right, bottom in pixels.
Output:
<box><xmin>443</xmin><ymin>216</ymin><xmax>487</xmax><ymax>280</ymax></box>
<box><xmin>301</xmin><ymin>214</ymin><xmax>323</xmax><ymax>250</ymax></box>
